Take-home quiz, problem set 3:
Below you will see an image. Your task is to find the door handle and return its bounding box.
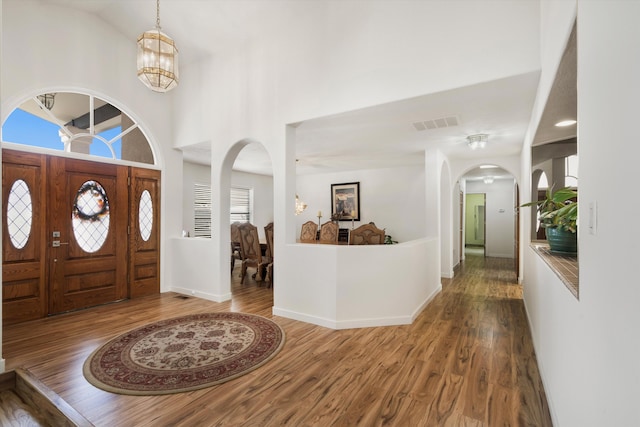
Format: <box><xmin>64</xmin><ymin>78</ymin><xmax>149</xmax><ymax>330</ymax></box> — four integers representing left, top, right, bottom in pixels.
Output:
<box><xmin>52</xmin><ymin>241</ymin><xmax>69</xmax><ymax>247</ymax></box>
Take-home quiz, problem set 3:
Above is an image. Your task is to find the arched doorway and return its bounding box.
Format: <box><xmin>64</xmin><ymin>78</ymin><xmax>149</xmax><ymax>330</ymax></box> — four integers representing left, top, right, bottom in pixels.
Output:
<box><xmin>458</xmin><ymin>165</ymin><xmax>518</xmax><ymax>273</ymax></box>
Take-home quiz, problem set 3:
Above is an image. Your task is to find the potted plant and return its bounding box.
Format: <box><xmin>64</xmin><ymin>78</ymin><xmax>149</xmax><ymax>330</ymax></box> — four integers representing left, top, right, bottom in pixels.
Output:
<box><xmin>521</xmin><ymin>186</ymin><xmax>577</xmax><ymax>255</ymax></box>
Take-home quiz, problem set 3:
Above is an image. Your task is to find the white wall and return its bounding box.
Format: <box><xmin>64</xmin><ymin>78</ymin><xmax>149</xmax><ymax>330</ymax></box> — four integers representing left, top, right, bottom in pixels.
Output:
<box><xmin>466</xmin><ymin>178</ymin><xmax>516</xmax><ymax>258</ymax></box>
<box><xmin>521</xmin><ymin>1</ymin><xmax>640</xmax><ymax>426</ymax></box>
<box><xmin>274</xmin><ymin>238</ymin><xmax>441</xmax><ymax>329</ymax></box>
<box><xmin>296</xmin><ymin>165</ymin><xmax>426</xmax><ymax>243</ymax></box>
<box><xmin>182</xmin><ymin>162</ymin><xmax>273</xmax><ymax>239</ymax></box>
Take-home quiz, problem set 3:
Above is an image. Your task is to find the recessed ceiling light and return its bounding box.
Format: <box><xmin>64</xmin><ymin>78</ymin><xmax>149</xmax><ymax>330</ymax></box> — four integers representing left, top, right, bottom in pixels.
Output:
<box><xmin>555</xmin><ymin>120</ymin><xmax>577</xmax><ymax>127</ymax></box>
<box><xmin>480</xmin><ymin>164</ymin><xmax>498</xmax><ymax>169</ymax></box>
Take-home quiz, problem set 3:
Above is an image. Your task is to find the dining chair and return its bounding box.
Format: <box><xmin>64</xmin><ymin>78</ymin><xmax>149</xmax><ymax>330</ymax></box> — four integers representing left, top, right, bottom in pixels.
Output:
<box><xmin>348</xmin><ymin>223</ymin><xmax>385</xmax><ymax>245</ymax></box>
<box><xmin>300</xmin><ymin>221</ymin><xmax>318</xmax><ymax>243</ymax></box>
<box><xmin>264</xmin><ymin>222</ymin><xmax>274</xmax><ymax>286</ymax></box>
<box><xmin>318</xmin><ymin>221</ymin><xmax>339</xmax><ymax>244</ymax></box>
<box><xmin>237</xmin><ymin>222</ymin><xmax>266</xmax><ymax>284</ymax></box>
<box><xmin>230</xmin><ymin>222</ymin><xmax>243</xmax><ymax>274</ymax></box>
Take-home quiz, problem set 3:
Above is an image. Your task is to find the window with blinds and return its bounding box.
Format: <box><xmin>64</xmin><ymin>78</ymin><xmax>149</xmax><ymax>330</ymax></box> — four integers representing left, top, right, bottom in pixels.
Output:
<box><xmin>193</xmin><ymin>183</ymin><xmax>212</xmax><ymax>238</ymax></box>
<box><xmin>231</xmin><ymin>187</ymin><xmax>251</xmax><ymax>223</ymax></box>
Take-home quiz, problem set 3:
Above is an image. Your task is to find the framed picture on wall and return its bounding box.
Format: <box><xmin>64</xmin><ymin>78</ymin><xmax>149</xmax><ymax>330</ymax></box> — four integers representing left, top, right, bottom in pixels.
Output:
<box><xmin>331</xmin><ymin>182</ymin><xmax>360</xmax><ymax>221</ymax></box>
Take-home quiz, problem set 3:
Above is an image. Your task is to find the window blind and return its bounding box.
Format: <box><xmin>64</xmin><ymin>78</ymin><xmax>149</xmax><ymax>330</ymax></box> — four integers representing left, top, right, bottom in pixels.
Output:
<box><xmin>230</xmin><ymin>187</ymin><xmax>251</xmax><ymax>223</ymax></box>
<box><xmin>193</xmin><ymin>183</ymin><xmax>211</xmax><ymax>238</ymax></box>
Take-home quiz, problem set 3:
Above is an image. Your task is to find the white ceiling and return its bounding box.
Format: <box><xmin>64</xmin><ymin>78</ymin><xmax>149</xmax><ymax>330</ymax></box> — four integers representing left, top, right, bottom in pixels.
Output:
<box><xmin>40</xmin><ymin>0</ymin><xmax>577</xmax><ymax>182</ymax></box>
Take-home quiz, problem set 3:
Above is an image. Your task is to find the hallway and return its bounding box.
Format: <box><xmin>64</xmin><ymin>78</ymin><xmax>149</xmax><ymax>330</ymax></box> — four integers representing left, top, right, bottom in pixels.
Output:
<box><xmin>3</xmin><ymin>253</ymin><xmax>551</xmax><ymax>426</ymax></box>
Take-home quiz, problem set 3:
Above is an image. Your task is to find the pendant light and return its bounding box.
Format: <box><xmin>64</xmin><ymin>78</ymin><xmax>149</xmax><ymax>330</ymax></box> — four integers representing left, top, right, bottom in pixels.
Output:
<box><xmin>137</xmin><ymin>0</ymin><xmax>179</xmax><ymax>92</ymax></box>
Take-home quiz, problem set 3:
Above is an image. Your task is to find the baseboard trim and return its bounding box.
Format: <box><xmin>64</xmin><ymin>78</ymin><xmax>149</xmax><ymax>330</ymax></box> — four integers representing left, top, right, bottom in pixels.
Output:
<box><xmin>273</xmin><ymin>284</ymin><xmax>442</xmax><ymax>330</ymax></box>
<box><xmin>168</xmin><ymin>287</ymin><xmax>231</xmax><ymax>303</ymax></box>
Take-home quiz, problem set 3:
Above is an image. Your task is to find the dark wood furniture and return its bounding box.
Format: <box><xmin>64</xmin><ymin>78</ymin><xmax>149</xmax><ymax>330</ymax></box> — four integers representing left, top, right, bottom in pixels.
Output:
<box><xmin>264</xmin><ymin>222</ymin><xmax>274</xmax><ymax>286</ymax></box>
<box><xmin>237</xmin><ymin>222</ymin><xmax>266</xmax><ymax>284</ymax></box>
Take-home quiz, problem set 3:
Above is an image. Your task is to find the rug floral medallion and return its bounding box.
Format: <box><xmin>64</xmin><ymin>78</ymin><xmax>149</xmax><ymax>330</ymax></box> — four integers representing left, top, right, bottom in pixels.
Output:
<box><xmin>83</xmin><ymin>312</ymin><xmax>285</xmax><ymax>395</ymax></box>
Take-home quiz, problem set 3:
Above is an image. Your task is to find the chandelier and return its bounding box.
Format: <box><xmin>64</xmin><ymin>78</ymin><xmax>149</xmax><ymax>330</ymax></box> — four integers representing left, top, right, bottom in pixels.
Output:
<box><xmin>137</xmin><ymin>0</ymin><xmax>179</xmax><ymax>92</ymax></box>
<box><xmin>467</xmin><ymin>134</ymin><xmax>488</xmax><ymax>150</ymax></box>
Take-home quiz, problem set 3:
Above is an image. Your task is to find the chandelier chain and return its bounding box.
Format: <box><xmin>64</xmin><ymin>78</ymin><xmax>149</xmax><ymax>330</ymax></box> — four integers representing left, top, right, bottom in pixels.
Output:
<box><xmin>156</xmin><ymin>0</ymin><xmax>161</xmax><ymax>30</ymax></box>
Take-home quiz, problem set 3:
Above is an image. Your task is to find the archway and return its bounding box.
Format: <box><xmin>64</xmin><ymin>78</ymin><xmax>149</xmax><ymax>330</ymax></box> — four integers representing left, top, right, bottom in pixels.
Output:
<box><xmin>222</xmin><ymin>140</ymin><xmax>274</xmax><ymax>291</ymax></box>
<box><xmin>457</xmin><ymin>165</ymin><xmax>519</xmax><ymax>268</ymax></box>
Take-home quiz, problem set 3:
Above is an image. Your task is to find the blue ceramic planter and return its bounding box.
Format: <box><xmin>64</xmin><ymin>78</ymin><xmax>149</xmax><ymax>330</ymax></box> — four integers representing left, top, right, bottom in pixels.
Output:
<box><xmin>546</xmin><ymin>227</ymin><xmax>577</xmax><ymax>255</ymax></box>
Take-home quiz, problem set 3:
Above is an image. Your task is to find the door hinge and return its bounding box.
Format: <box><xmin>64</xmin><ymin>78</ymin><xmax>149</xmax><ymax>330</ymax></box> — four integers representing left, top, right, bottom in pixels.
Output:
<box><xmin>127</xmin><ymin>176</ymin><xmax>131</xmax><ymax>186</ymax></box>
<box><xmin>127</xmin><ymin>225</ymin><xmax>131</xmax><ymax>235</ymax></box>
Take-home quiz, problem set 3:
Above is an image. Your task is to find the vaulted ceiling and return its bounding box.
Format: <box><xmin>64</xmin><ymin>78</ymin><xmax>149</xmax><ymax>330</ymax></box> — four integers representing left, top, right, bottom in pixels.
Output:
<box><xmin>39</xmin><ymin>0</ymin><xmax>576</xmax><ymax>182</ymax></box>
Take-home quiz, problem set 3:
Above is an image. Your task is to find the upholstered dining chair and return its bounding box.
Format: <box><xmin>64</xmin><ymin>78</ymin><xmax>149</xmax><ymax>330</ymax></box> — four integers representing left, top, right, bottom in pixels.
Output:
<box><xmin>230</xmin><ymin>222</ymin><xmax>243</xmax><ymax>274</ymax></box>
<box><xmin>237</xmin><ymin>222</ymin><xmax>266</xmax><ymax>284</ymax></box>
<box><xmin>264</xmin><ymin>222</ymin><xmax>274</xmax><ymax>286</ymax></box>
<box><xmin>318</xmin><ymin>221</ymin><xmax>339</xmax><ymax>244</ymax></box>
<box><xmin>300</xmin><ymin>221</ymin><xmax>318</xmax><ymax>243</ymax></box>
<box><xmin>348</xmin><ymin>223</ymin><xmax>385</xmax><ymax>245</ymax></box>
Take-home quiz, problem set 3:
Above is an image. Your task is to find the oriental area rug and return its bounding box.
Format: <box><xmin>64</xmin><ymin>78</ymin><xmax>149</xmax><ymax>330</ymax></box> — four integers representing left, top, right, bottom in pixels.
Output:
<box><xmin>83</xmin><ymin>312</ymin><xmax>285</xmax><ymax>395</ymax></box>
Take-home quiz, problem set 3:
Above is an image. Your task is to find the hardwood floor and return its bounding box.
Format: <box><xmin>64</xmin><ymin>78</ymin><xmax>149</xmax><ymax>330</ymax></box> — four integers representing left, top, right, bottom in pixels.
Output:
<box><xmin>3</xmin><ymin>253</ymin><xmax>552</xmax><ymax>426</ymax></box>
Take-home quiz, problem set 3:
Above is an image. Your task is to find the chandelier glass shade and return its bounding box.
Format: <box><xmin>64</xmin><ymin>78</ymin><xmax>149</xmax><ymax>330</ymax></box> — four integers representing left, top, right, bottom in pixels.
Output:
<box><xmin>137</xmin><ymin>0</ymin><xmax>179</xmax><ymax>92</ymax></box>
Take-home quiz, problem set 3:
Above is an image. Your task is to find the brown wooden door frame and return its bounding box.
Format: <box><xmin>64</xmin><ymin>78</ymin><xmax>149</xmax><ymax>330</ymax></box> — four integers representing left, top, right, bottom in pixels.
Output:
<box><xmin>2</xmin><ymin>149</ymin><xmax>161</xmax><ymax>323</ymax></box>
<box><xmin>129</xmin><ymin>167</ymin><xmax>161</xmax><ymax>298</ymax></box>
<box><xmin>1</xmin><ymin>150</ymin><xmax>48</xmax><ymax>324</ymax></box>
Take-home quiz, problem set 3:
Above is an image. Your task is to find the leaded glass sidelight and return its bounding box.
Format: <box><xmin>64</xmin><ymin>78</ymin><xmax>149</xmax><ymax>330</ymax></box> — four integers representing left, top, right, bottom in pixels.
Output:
<box><xmin>7</xmin><ymin>179</ymin><xmax>33</xmax><ymax>249</ymax></box>
<box><xmin>139</xmin><ymin>189</ymin><xmax>153</xmax><ymax>241</ymax></box>
<box><xmin>72</xmin><ymin>180</ymin><xmax>110</xmax><ymax>253</ymax></box>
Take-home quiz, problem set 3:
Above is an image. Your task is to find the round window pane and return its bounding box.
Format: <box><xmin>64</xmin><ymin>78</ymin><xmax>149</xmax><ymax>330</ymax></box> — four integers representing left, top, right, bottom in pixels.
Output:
<box><xmin>72</xmin><ymin>180</ymin><xmax>110</xmax><ymax>253</ymax></box>
<box><xmin>7</xmin><ymin>179</ymin><xmax>33</xmax><ymax>249</ymax></box>
<box><xmin>139</xmin><ymin>189</ymin><xmax>153</xmax><ymax>241</ymax></box>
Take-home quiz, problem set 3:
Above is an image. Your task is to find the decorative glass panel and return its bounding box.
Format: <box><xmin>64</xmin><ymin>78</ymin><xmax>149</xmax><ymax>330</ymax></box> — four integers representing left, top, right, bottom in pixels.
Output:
<box><xmin>139</xmin><ymin>189</ymin><xmax>153</xmax><ymax>241</ymax></box>
<box><xmin>7</xmin><ymin>179</ymin><xmax>33</xmax><ymax>249</ymax></box>
<box><xmin>72</xmin><ymin>180</ymin><xmax>110</xmax><ymax>253</ymax></box>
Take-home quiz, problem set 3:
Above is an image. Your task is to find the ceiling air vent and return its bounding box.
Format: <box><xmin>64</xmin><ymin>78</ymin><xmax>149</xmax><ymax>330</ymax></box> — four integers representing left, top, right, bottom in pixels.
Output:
<box><xmin>412</xmin><ymin>115</ymin><xmax>460</xmax><ymax>131</ymax></box>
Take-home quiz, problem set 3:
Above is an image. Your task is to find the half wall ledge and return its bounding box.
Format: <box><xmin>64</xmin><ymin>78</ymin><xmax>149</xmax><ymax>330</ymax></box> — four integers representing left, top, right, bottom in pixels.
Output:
<box><xmin>274</xmin><ymin>238</ymin><xmax>442</xmax><ymax>329</ymax></box>
<box><xmin>530</xmin><ymin>242</ymin><xmax>579</xmax><ymax>299</ymax></box>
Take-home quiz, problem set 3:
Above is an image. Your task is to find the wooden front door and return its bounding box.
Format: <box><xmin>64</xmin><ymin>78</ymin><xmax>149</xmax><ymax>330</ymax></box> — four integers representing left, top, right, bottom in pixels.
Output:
<box><xmin>2</xmin><ymin>151</ymin><xmax>47</xmax><ymax>324</ymax></box>
<box><xmin>128</xmin><ymin>167</ymin><xmax>161</xmax><ymax>298</ymax></box>
<box><xmin>2</xmin><ymin>150</ymin><xmax>161</xmax><ymax>323</ymax></box>
<box><xmin>48</xmin><ymin>156</ymin><xmax>128</xmax><ymax>314</ymax></box>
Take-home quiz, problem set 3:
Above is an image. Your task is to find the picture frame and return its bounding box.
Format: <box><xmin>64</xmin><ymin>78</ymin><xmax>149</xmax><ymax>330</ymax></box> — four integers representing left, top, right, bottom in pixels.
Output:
<box><xmin>331</xmin><ymin>182</ymin><xmax>360</xmax><ymax>221</ymax></box>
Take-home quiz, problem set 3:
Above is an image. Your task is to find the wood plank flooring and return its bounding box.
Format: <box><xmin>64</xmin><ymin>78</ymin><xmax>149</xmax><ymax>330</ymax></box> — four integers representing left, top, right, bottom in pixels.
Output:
<box><xmin>2</xmin><ymin>253</ymin><xmax>552</xmax><ymax>426</ymax></box>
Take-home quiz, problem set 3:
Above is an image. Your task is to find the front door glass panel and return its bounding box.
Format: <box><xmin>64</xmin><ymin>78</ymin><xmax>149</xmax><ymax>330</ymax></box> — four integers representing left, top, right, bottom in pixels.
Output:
<box><xmin>139</xmin><ymin>189</ymin><xmax>153</xmax><ymax>241</ymax></box>
<box><xmin>7</xmin><ymin>179</ymin><xmax>33</xmax><ymax>249</ymax></box>
<box><xmin>72</xmin><ymin>180</ymin><xmax>110</xmax><ymax>253</ymax></box>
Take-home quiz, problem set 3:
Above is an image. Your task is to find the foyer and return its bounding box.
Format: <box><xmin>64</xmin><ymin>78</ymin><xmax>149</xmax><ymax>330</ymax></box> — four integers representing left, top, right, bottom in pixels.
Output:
<box><xmin>2</xmin><ymin>253</ymin><xmax>550</xmax><ymax>426</ymax></box>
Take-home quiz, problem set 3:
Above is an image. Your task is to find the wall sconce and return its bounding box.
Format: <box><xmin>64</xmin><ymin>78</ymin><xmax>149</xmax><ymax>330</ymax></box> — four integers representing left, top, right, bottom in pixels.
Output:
<box><xmin>295</xmin><ymin>194</ymin><xmax>307</xmax><ymax>215</ymax></box>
